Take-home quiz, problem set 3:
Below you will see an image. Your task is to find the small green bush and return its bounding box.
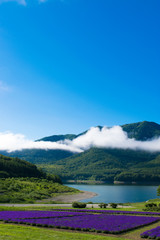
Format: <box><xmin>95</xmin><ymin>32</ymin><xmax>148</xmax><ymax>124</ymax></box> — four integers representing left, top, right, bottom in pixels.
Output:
<box><xmin>72</xmin><ymin>201</ymin><xmax>86</xmax><ymax>208</ymax></box>
<box><xmin>145</xmin><ymin>203</ymin><xmax>157</xmax><ymax>208</ymax></box>
<box><xmin>110</xmin><ymin>203</ymin><xmax>118</xmax><ymax>208</ymax></box>
<box><xmin>98</xmin><ymin>203</ymin><xmax>108</xmax><ymax>208</ymax></box>
<box><xmin>144</xmin><ymin>202</ymin><xmax>160</xmax><ymax>211</ymax></box>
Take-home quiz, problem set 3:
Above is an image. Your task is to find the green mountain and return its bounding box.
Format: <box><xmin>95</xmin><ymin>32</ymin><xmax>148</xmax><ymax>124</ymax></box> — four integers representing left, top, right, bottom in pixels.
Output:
<box><xmin>121</xmin><ymin>121</ymin><xmax>160</xmax><ymax>140</ymax></box>
<box><xmin>2</xmin><ymin>121</ymin><xmax>160</xmax><ymax>165</ymax></box>
<box><xmin>0</xmin><ymin>154</ymin><xmax>79</xmax><ymax>203</ymax></box>
<box><xmin>0</xmin><ymin>154</ymin><xmax>45</xmax><ymax>178</ymax></box>
<box><xmin>1</xmin><ymin>121</ymin><xmax>160</xmax><ymax>183</ymax></box>
<box><xmin>36</xmin><ymin>121</ymin><xmax>160</xmax><ymax>143</ymax></box>
<box><xmin>37</xmin><ymin>134</ymin><xmax>77</xmax><ymax>142</ymax></box>
<box><xmin>39</xmin><ymin>148</ymin><xmax>160</xmax><ymax>183</ymax></box>
<box><xmin>3</xmin><ymin>149</ymin><xmax>74</xmax><ymax>164</ymax></box>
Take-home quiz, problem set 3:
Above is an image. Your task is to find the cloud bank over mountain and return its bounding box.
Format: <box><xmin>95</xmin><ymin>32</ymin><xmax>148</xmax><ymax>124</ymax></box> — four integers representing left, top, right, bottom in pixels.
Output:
<box><xmin>0</xmin><ymin>132</ymin><xmax>82</xmax><ymax>153</ymax></box>
<box><xmin>1</xmin><ymin>126</ymin><xmax>160</xmax><ymax>153</ymax></box>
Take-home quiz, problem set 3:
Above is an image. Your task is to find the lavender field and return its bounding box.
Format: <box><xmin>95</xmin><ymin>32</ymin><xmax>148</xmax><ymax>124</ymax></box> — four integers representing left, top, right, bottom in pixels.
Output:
<box><xmin>48</xmin><ymin>208</ymin><xmax>160</xmax><ymax>216</ymax></box>
<box><xmin>0</xmin><ymin>210</ymin><xmax>160</xmax><ymax>234</ymax></box>
<box><xmin>141</xmin><ymin>226</ymin><xmax>160</xmax><ymax>239</ymax></box>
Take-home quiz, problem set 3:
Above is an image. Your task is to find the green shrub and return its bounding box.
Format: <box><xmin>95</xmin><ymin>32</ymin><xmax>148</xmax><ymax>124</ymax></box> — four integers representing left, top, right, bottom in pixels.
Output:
<box><xmin>72</xmin><ymin>201</ymin><xmax>86</xmax><ymax>208</ymax></box>
<box><xmin>144</xmin><ymin>202</ymin><xmax>160</xmax><ymax>211</ymax></box>
<box><xmin>145</xmin><ymin>203</ymin><xmax>157</xmax><ymax>208</ymax></box>
<box><xmin>110</xmin><ymin>203</ymin><xmax>118</xmax><ymax>208</ymax></box>
<box><xmin>98</xmin><ymin>203</ymin><xmax>108</xmax><ymax>208</ymax></box>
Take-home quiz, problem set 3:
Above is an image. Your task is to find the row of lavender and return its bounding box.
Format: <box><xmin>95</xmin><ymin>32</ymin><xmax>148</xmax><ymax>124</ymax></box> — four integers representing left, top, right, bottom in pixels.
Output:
<box><xmin>141</xmin><ymin>226</ymin><xmax>160</xmax><ymax>239</ymax></box>
<box><xmin>1</xmin><ymin>208</ymin><xmax>160</xmax><ymax>217</ymax></box>
<box><xmin>53</xmin><ymin>208</ymin><xmax>160</xmax><ymax>216</ymax></box>
<box><xmin>0</xmin><ymin>210</ymin><xmax>87</xmax><ymax>221</ymax></box>
<box><xmin>1</xmin><ymin>210</ymin><xmax>160</xmax><ymax>234</ymax></box>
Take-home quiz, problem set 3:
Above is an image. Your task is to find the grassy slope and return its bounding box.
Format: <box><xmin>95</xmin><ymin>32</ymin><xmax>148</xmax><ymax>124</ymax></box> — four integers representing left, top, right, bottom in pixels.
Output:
<box><xmin>0</xmin><ymin>224</ymin><xmax>129</xmax><ymax>240</ymax></box>
<box><xmin>0</xmin><ymin>178</ymin><xmax>79</xmax><ymax>203</ymax></box>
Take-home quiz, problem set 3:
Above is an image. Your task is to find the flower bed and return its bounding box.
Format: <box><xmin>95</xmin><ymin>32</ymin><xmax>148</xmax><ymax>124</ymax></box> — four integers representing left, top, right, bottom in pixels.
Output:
<box><xmin>140</xmin><ymin>226</ymin><xmax>160</xmax><ymax>239</ymax></box>
<box><xmin>54</xmin><ymin>209</ymin><xmax>160</xmax><ymax>216</ymax></box>
<box><xmin>0</xmin><ymin>210</ymin><xmax>88</xmax><ymax>221</ymax></box>
<box><xmin>5</xmin><ymin>212</ymin><xmax>160</xmax><ymax>234</ymax></box>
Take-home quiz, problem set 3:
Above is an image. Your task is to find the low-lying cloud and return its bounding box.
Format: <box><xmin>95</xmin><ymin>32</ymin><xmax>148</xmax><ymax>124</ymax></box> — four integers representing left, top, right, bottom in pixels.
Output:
<box><xmin>1</xmin><ymin>126</ymin><xmax>160</xmax><ymax>153</ymax></box>
<box><xmin>0</xmin><ymin>132</ymin><xmax>82</xmax><ymax>153</ymax></box>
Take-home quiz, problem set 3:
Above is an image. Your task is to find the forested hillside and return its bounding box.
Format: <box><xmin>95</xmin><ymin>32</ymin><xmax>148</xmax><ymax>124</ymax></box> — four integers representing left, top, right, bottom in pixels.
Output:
<box><xmin>0</xmin><ymin>154</ymin><xmax>80</xmax><ymax>203</ymax></box>
<box><xmin>2</xmin><ymin>149</ymin><xmax>74</xmax><ymax>164</ymax></box>
<box><xmin>0</xmin><ymin>154</ymin><xmax>44</xmax><ymax>178</ymax></box>
<box><xmin>38</xmin><ymin>148</ymin><xmax>160</xmax><ymax>183</ymax></box>
<box><xmin>121</xmin><ymin>121</ymin><xmax>160</xmax><ymax>140</ymax></box>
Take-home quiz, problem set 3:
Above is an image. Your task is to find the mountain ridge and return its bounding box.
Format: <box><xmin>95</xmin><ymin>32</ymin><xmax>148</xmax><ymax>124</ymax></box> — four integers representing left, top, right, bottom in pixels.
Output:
<box><xmin>1</xmin><ymin>121</ymin><xmax>160</xmax><ymax>184</ymax></box>
<box><xmin>36</xmin><ymin>121</ymin><xmax>160</xmax><ymax>143</ymax></box>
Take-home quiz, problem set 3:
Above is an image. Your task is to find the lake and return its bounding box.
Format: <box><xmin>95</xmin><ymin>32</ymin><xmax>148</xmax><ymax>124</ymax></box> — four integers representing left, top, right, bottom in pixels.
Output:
<box><xmin>66</xmin><ymin>184</ymin><xmax>159</xmax><ymax>203</ymax></box>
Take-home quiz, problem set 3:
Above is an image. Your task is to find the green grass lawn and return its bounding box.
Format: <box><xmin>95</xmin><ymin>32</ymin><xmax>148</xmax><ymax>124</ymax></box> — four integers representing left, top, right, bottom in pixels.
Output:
<box><xmin>0</xmin><ymin>224</ymin><xmax>129</xmax><ymax>240</ymax></box>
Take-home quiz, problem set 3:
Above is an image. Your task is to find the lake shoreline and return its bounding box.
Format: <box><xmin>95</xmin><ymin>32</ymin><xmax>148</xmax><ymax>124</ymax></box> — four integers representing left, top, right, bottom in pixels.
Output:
<box><xmin>39</xmin><ymin>190</ymin><xmax>98</xmax><ymax>203</ymax></box>
<box><xmin>65</xmin><ymin>184</ymin><xmax>159</xmax><ymax>203</ymax></box>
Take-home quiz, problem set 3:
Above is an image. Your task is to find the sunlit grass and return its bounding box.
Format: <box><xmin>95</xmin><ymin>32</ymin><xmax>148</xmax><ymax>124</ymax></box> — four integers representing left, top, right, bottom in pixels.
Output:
<box><xmin>0</xmin><ymin>224</ymin><xmax>129</xmax><ymax>240</ymax></box>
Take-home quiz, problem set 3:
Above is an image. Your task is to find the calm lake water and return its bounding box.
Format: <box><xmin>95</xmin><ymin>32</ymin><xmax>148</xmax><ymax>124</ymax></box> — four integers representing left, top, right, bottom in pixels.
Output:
<box><xmin>66</xmin><ymin>184</ymin><xmax>159</xmax><ymax>203</ymax></box>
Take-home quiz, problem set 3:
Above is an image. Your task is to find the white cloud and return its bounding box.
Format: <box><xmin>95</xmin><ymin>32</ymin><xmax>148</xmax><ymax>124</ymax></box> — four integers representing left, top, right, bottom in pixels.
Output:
<box><xmin>0</xmin><ymin>126</ymin><xmax>160</xmax><ymax>153</ymax></box>
<box><xmin>66</xmin><ymin>126</ymin><xmax>160</xmax><ymax>152</ymax></box>
<box><xmin>0</xmin><ymin>0</ymin><xmax>27</xmax><ymax>5</ymax></box>
<box><xmin>0</xmin><ymin>132</ymin><xmax>82</xmax><ymax>153</ymax></box>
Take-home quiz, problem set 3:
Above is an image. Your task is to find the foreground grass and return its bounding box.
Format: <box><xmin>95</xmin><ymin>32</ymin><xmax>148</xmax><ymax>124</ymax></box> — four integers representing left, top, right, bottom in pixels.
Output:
<box><xmin>0</xmin><ymin>224</ymin><xmax>129</xmax><ymax>240</ymax></box>
<box><xmin>0</xmin><ymin>206</ymin><xmax>74</xmax><ymax>211</ymax></box>
<box><xmin>122</xmin><ymin>221</ymin><xmax>160</xmax><ymax>240</ymax></box>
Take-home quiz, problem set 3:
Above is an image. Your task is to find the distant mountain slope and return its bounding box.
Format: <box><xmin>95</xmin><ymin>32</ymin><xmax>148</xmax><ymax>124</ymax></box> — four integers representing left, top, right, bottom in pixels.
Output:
<box><xmin>36</xmin><ymin>121</ymin><xmax>160</xmax><ymax>143</ymax></box>
<box><xmin>1</xmin><ymin>121</ymin><xmax>160</xmax><ymax>183</ymax></box>
<box><xmin>0</xmin><ymin>154</ymin><xmax>44</xmax><ymax>178</ymax></box>
<box><xmin>121</xmin><ymin>121</ymin><xmax>160</xmax><ymax>140</ymax></box>
<box><xmin>1</xmin><ymin>149</ymin><xmax>74</xmax><ymax>164</ymax></box>
<box><xmin>37</xmin><ymin>134</ymin><xmax>77</xmax><ymax>142</ymax></box>
<box><xmin>39</xmin><ymin>148</ymin><xmax>160</xmax><ymax>183</ymax></box>
<box><xmin>1</xmin><ymin>121</ymin><xmax>160</xmax><ymax>165</ymax></box>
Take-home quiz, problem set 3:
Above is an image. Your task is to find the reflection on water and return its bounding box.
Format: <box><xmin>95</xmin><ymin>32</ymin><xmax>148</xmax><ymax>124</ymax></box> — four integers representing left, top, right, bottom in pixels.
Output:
<box><xmin>65</xmin><ymin>184</ymin><xmax>159</xmax><ymax>203</ymax></box>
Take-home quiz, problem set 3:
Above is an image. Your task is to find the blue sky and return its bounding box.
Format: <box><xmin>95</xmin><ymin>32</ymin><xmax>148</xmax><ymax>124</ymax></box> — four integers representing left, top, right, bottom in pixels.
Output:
<box><xmin>0</xmin><ymin>0</ymin><xmax>160</xmax><ymax>139</ymax></box>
